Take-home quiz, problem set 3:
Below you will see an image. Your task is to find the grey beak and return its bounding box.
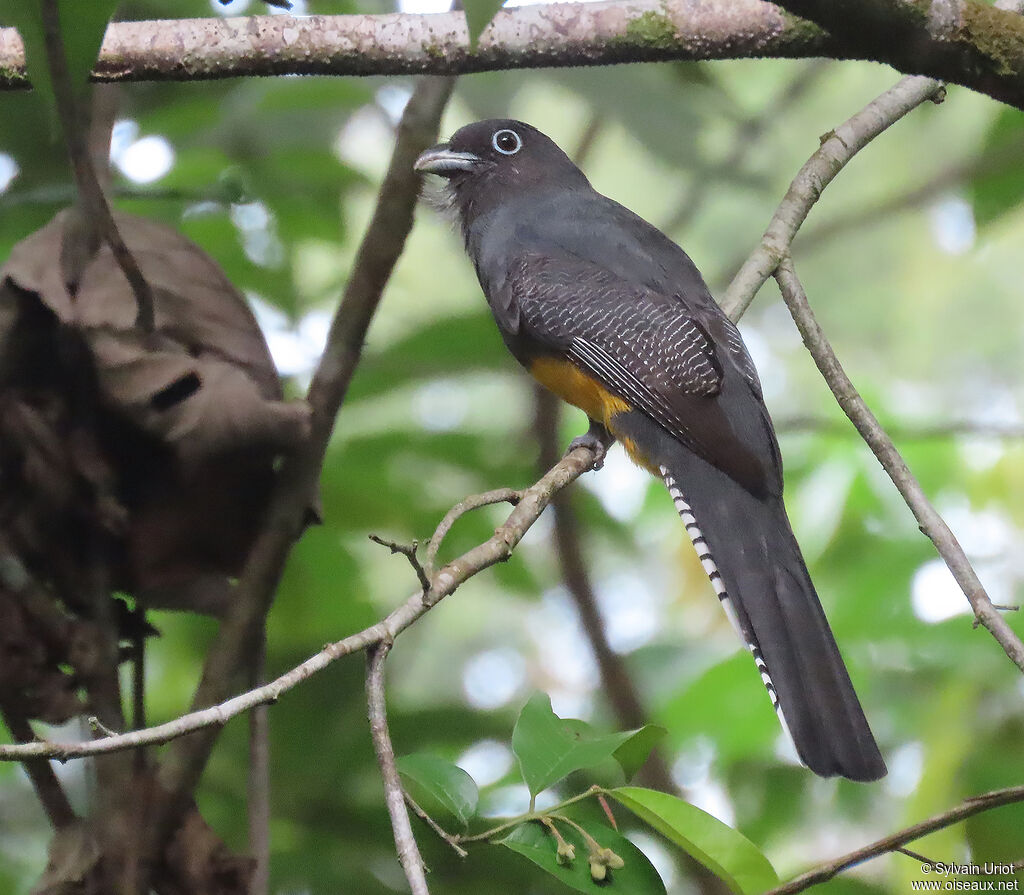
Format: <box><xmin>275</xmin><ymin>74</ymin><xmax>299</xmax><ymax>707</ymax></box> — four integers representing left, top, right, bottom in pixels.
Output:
<box><xmin>414</xmin><ymin>144</ymin><xmax>482</xmax><ymax>175</ymax></box>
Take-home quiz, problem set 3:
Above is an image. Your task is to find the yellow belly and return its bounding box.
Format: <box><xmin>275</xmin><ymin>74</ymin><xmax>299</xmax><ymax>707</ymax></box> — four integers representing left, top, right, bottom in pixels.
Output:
<box><xmin>528</xmin><ymin>356</ymin><xmax>659</xmax><ymax>473</ymax></box>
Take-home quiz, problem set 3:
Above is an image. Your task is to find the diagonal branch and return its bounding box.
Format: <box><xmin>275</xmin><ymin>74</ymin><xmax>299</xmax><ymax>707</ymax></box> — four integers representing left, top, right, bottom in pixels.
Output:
<box><xmin>764</xmin><ymin>783</ymin><xmax>1024</xmax><ymax>895</ymax></box>
<box><xmin>717</xmin><ymin>66</ymin><xmax>1023</xmax><ymax>677</ymax></box>
<box><xmin>720</xmin><ymin>74</ymin><xmax>944</xmax><ymax>319</ymax></box>
<box><xmin>144</xmin><ymin>73</ymin><xmax>455</xmax><ymax>875</ymax></box>
<box><xmin>774</xmin><ymin>257</ymin><xmax>1024</xmax><ymax>674</ymax></box>
<box><xmin>39</xmin><ymin>0</ymin><xmax>156</xmax><ymax>331</ymax></box>
<box><xmin>794</xmin><ymin>138</ymin><xmax>1024</xmax><ymax>257</ymax></box>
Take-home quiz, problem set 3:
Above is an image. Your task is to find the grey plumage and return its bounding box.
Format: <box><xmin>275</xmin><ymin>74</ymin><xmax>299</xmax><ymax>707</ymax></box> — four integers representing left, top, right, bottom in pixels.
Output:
<box><xmin>416</xmin><ymin>119</ymin><xmax>886</xmax><ymax>782</ymax></box>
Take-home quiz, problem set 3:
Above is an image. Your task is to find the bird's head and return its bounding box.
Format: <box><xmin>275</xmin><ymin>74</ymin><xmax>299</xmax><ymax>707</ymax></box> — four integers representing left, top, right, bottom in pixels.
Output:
<box><xmin>415</xmin><ymin>119</ymin><xmax>589</xmax><ymax>223</ymax></box>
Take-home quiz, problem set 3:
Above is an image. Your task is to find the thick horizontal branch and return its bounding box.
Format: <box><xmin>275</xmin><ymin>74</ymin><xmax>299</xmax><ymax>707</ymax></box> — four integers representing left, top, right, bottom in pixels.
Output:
<box><xmin>0</xmin><ymin>2</ymin><xmax>832</xmax><ymax>89</ymax></box>
<box><xmin>774</xmin><ymin>0</ymin><xmax>1024</xmax><ymax>110</ymax></box>
<box><xmin>0</xmin><ymin>445</ymin><xmax>595</xmax><ymax>763</ymax></box>
<box><xmin>1</xmin><ymin>1</ymin><xmax>1022</xmax><ymax>107</ymax></box>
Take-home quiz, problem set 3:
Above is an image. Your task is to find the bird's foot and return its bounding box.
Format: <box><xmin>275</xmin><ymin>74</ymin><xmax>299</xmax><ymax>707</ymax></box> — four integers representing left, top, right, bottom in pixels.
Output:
<box><xmin>566</xmin><ymin>421</ymin><xmax>615</xmax><ymax>470</ymax></box>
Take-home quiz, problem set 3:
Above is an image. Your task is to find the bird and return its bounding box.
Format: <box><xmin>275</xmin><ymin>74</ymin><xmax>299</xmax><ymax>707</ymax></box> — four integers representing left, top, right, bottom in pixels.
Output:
<box><xmin>415</xmin><ymin>119</ymin><xmax>886</xmax><ymax>782</ymax></box>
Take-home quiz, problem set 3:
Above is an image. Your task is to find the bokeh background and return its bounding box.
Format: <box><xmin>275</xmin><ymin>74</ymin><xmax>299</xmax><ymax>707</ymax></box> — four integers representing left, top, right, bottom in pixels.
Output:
<box><xmin>1</xmin><ymin>0</ymin><xmax>1023</xmax><ymax>892</ymax></box>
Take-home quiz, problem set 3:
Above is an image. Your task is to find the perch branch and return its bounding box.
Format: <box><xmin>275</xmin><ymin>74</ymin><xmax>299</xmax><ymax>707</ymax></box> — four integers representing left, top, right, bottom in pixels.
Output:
<box><xmin>720</xmin><ymin>74</ymin><xmax>943</xmax><ymax>319</ymax></box>
<box><xmin>4</xmin><ymin>1</ymin><xmax>1024</xmax><ymax>107</ymax></box>
<box><xmin>367</xmin><ymin>640</ymin><xmax>430</xmax><ymax>895</ymax></box>
<box><xmin>774</xmin><ymin>258</ymin><xmax>1024</xmax><ymax>674</ymax></box>
<box><xmin>764</xmin><ymin>783</ymin><xmax>1024</xmax><ymax>895</ymax></box>
<box><xmin>0</xmin><ymin>445</ymin><xmax>596</xmax><ymax>763</ymax></box>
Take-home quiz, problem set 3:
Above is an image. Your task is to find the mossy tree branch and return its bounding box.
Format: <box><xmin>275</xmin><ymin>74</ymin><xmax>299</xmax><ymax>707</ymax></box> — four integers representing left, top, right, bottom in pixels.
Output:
<box><xmin>2</xmin><ymin>0</ymin><xmax>1024</xmax><ymax>108</ymax></box>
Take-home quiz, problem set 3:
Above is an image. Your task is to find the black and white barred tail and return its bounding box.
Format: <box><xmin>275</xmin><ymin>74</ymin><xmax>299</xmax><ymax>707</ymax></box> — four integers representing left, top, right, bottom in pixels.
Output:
<box><xmin>655</xmin><ymin>459</ymin><xmax>887</xmax><ymax>782</ymax></box>
<box><xmin>660</xmin><ymin>466</ymin><xmax>795</xmax><ymax>746</ymax></box>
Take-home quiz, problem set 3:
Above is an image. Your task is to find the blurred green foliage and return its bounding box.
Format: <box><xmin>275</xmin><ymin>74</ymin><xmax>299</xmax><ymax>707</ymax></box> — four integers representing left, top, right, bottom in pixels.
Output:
<box><xmin>1</xmin><ymin>1</ymin><xmax>1023</xmax><ymax>893</ymax></box>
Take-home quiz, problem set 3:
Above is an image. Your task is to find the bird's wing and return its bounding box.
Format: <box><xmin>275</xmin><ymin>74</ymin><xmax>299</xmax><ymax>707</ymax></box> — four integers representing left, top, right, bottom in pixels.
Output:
<box><xmin>509</xmin><ymin>252</ymin><xmax>773</xmax><ymax>492</ymax></box>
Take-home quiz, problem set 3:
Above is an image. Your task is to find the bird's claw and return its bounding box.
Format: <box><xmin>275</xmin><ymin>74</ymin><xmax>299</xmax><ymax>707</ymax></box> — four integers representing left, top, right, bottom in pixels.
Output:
<box><xmin>566</xmin><ymin>423</ymin><xmax>614</xmax><ymax>470</ymax></box>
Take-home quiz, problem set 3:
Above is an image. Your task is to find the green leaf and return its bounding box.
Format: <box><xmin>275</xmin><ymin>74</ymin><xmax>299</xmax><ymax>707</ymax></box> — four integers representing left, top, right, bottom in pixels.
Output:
<box><xmin>511</xmin><ymin>692</ymin><xmax>662</xmax><ymax>796</ymax></box>
<box><xmin>462</xmin><ymin>0</ymin><xmax>505</xmax><ymax>46</ymax></box>
<box><xmin>656</xmin><ymin>651</ymin><xmax>778</xmax><ymax>761</ymax></box>
<box><xmin>969</xmin><ymin>107</ymin><xmax>1024</xmax><ymax>228</ymax></box>
<box><xmin>0</xmin><ymin>0</ymin><xmax>117</xmax><ymax>109</ymax></box>
<box><xmin>58</xmin><ymin>0</ymin><xmax>117</xmax><ymax>95</ymax></box>
<box><xmin>612</xmin><ymin>724</ymin><xmax>667</xmax><ymax>781</ymax></box>
<box><xmin>500</xmin><ymin>818</ymin><xmax>666</xmax><ymax>894</ymax></box>
<box><xmin>396</xmin><ymin>753</ymin><xmax>479</xmax><ymax>829</ymax></box>
<box><xmin>610</xmin><ymin>787</ymin><xmax>778</xmax><ymax>895</ymax></box>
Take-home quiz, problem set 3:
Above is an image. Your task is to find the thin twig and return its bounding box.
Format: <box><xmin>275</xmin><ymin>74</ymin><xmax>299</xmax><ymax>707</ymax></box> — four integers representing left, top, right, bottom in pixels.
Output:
<box><xmin>721</xmin><ymin>75</ymin><xmax>943</xmax><ymax>320</ymax></box>
<box><xmin>973</xmin><ymin>605</ymin><xmax>1019</xmax><ymax>628</ymax></box>
<box><xmin>571</xmin><ymin>112</ymin><xmax>604</xmax><ymax>170</ymax></box>
<box><xmin>424</xmin><ymin>487</ymin><xmax>521</xmax><ymax>575</ymax></box>
<box><xmin>774</xmin><ymin>258</ymin><xmax>1024</xmax><ymax>674</ymax></box>
<box><xmin>39</xmin><ymin>0</ymin><xmax>156</xmax><ymax>331</ymax></box>
<box><xmin>87</xmin><ymin>716</ymin><xmax>120</xmax><ymax>738</ymax></box>
<box><xmin>895</xmin><ymin>846</ymin><xmax>936</xmax><ymax>865</ymax></box>
<box><xmin>367</xmin><ymin>640</ymin><xmax>430</xmax><ymax>895</ymax></box>
<box><xmin>763</xmin><ymin>784</ymin><xmax>1024</xmax><ymax>895</ymax></box>
<box><xmin>455</xmin><ymin>786</ymin><xmax>604</xmax><ymax>845</ymax></box>
<box><xmin>0</xmin><ymin>446</ymin><xmax>595</xmax><ymax>763</ymax></box>
<box><xmin>369</xmin><ymin>534</ymin><xmax>431</xmax><ymax>595</ymax></box>
<box><xmin>404</xmin><ymin>792</ymin><xmax>468</xmax><ymax>858</ymax></box>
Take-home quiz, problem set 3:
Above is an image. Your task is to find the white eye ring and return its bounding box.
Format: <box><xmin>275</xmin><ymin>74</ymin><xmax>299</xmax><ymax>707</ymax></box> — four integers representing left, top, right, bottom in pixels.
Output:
<box><xmin>492</xmin><ymin>129</ymin><xmax>522</xmax><ymax>155</ymax></box>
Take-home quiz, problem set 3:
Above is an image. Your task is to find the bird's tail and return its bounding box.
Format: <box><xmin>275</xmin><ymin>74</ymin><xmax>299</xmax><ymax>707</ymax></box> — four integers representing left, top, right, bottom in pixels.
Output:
<box><xmin>658</xmin><ymin>455</ymin><xmax>886</xmax><ymax>782</ymax></box>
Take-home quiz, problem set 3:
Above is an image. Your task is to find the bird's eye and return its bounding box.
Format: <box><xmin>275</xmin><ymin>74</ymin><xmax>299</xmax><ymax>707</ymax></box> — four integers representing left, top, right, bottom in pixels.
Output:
<box><xmin>492</xmin><ymin>129</ymin><xmax>522</xmax><ymax>155</ymax></box>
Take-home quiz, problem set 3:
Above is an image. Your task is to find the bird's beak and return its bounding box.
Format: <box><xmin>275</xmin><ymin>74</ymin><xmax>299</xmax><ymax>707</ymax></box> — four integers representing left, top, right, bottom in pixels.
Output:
<box><xmin>414</xmin><ymin>143</ymin><xmax>482</xmax><ymax>175</ymax></box>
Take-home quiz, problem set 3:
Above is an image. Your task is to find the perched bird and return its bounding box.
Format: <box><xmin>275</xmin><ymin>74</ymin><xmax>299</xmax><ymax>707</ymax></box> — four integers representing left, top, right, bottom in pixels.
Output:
<box><xmin>415</xmin><ymin>120</ymin><xmax>886</xmax><ymax>782</ymax></box>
